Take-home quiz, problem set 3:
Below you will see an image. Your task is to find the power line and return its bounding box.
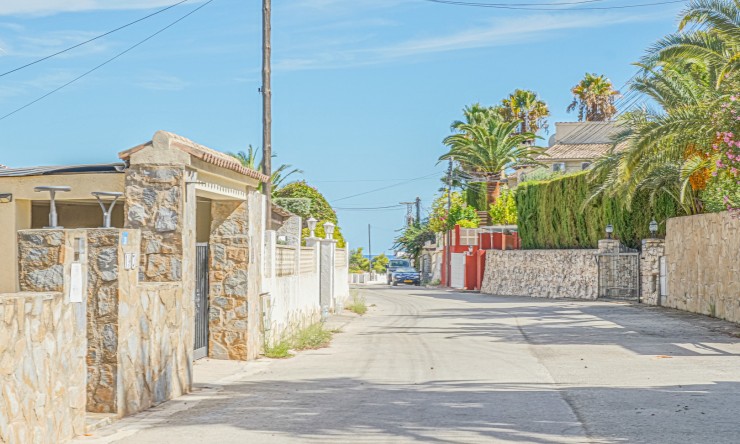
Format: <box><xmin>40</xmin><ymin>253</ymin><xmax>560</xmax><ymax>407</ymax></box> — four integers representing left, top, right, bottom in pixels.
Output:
<box><xmin>420</xmin><ymin>0</ymin><xmax>686</xmax><ymax>10</ymax></box>
<box><xmin>0</xmin><ymin>0</ymin><xmax>192</xmax><ymax>79</ymax></box>
<box><xmin>0</xmin><ymin>0</ymin><xmax>215</xmax><ymax>122</ymax></box>
<box><xmin>331</xmin><ymin>171</ymin><xmax>443</xmax><ymax>202</ymax></box>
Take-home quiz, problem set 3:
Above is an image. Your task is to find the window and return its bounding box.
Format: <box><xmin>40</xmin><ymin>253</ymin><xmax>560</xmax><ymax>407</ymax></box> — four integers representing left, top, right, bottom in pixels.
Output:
<box><xmin>552</xmin><ymin>162</ymin><xmax>566</xmax><ymax>172</ymax></box>
<box><xmin>581</xmin><ymin>162</ymin><xmax>592</xmax><ymax>170</ymax></box>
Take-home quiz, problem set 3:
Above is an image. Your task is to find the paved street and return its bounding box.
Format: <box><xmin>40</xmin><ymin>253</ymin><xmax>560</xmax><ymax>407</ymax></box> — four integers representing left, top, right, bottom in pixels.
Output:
<box><xmin>81</xmin><ymin>287</ymin><xmax>740</xmax><ymax>444</ymax></box>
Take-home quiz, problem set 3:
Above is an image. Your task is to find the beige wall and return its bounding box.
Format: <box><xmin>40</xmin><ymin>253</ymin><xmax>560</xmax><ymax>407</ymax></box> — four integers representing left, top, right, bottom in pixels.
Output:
<box><xmin>0</xmin><ymin>173</ymin><xmax>123</xmax><ymax>293</ymax></box>
<box><xmin>664</xmin><ymin>212</ymin><xmax>740</xmax><ymax>323</ymax></box>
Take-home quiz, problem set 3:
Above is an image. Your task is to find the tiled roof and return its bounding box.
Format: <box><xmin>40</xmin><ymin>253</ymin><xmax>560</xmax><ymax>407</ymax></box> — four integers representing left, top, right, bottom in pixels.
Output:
<box><xmin>119</xmin><ymin>131</ymin><xmax>270</xmax><ymax>183</ymax></box>
<box><xmin>537</xmin><ymin>142</ymin><xmax>625</xmax><ymax>162</ymax></box>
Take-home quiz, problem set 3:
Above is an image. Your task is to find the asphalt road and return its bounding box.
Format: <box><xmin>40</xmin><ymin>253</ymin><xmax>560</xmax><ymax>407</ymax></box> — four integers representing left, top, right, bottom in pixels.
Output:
<box><xmin>85</xmin><ymin>286</ymin><xmax>740</xmax><ymax>444</ymax></box>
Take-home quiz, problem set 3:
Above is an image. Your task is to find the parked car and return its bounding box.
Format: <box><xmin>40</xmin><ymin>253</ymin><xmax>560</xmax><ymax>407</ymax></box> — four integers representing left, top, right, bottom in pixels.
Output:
<box><xmin>390</xmin><ymin>267</ymin><xmax>421</xmax><ymax>286</ymax></box>
<box><xmin>386</xmin><ymin>258</ymin><xmax>412</xmax><ymax>284</ymax></box>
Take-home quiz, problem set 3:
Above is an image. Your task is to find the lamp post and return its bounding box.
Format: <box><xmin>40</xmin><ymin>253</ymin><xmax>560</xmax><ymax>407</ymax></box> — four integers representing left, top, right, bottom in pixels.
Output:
<box><xmin>323</xmin><ymin>222</ymin><xmax>335</xmax><ymax>240</ymax></box>
<box><xmin>649</xmin><ymin>219</ymin><xmax>658</xmax><ymax>238</ymax></box>
<box><xmin>307</xmin><ymin>217</ymin><xmax>317</xmax><ymax>238</ymax></box>
<box><xmin>605</xmin><ymin>224</ymin><xmax>614</xmax><ymax>240</ymax></box>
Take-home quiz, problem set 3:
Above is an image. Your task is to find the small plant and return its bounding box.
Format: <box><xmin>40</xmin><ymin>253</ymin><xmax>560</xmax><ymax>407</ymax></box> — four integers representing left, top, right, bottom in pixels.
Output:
<box><xmin>429</xmin><ymin>279</ymin><xmax>441</xmax><ymax>286</ymax></box>
<box><xmin>293</xmin><ymin>323</ymin><xmax>333</xmax><ymax>350</ymax></box>
<box><xmin>264</xmin><ymin>339</ymin><xmax>293</xmax><ymax>359</ymax></box>
<box><xmin>346</xmin><ymin>292</ymin><xmax>368</xmax><ymax>315</ymax></box>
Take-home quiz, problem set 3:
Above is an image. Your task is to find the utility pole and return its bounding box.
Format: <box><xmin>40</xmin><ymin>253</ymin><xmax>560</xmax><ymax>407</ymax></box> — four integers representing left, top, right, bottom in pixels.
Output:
<box><xmin>400</xmin><ymin>201</ymin><xmax>415</xmax><ymax>226</ymax></box>
<box><xmin>446</xmin><ymin>160</ymin><xmax>452</xmax><ymax>287</ymax></box>
<box><xmin>368</xmin><ymin>224</ymin><xmax>372</xmax><ymax>273</ymax></box>
<box><xmin>415</xmin><ymin>196</ymin><xmax>421</xmax><ymax>226</ymax></box>
<box><xmin>262</xmin><ymin>0</ymin><xmax>272</xmax><ymax>227</ymax></box>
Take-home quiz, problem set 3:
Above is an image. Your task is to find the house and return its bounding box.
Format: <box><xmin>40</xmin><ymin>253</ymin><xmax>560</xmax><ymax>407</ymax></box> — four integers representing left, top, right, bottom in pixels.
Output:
<box><xmin>0</xmin><ymin>130</ymin><xmax>350</xmax><ymax>442</ymax></box>
<box><xmin>537</xmin><ymin>121</ymin><xmax>624</xmax><ymax>173</ymax></box>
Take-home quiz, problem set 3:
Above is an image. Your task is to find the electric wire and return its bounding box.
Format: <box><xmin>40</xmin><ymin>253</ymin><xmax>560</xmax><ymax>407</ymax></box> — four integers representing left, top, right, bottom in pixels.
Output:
<box><xmin>0</xmin><ymin>0</ymin><xmax>215</xmax><ymax>122</ymax></box>
<box><xmin>0</xmin><ymin>0</ymin><xmax>192</xmax><ymax>78</ymax></box>
<box><xmin>331</xmin><ymin>171</ymin><xmax>444</xmax><ymax>202</ymax></box>
<box><xmin>419</xmin><ymin>0</ymin><xmax>687</xmax><ymax>11</ymax></box>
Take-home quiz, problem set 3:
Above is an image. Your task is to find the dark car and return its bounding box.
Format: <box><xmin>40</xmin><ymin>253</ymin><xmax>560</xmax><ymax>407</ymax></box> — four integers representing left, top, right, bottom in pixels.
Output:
<box><xmin>387</xmin><ymin>259</ymin><xmax>412</xmax><ymax>284</ymax></box>
<box><xmin>390</xmin><ymin>267</ymin><xmax>421</xmax><ymax>286</ymax></box>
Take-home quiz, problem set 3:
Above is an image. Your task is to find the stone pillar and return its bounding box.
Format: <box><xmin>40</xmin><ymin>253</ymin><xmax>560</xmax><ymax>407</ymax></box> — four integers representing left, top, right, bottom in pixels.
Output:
<box><xmin>121</xmin><ymin>134</ymin><xmax>196</xmax><ymax>405</ymax></box>
<box><xmin>208</xmin><ymin>200</ymin><xmax>250</xmax><ymax>360</ymax></box>
<box><xmin>640</xmin><ymin>238</ymin><xmax>665</xmax><ymax>306</ymax></box>
<box><xmin>319</xmin><ymin>239</ymin><xmax>336</xmax><ymax>312</ymax></box>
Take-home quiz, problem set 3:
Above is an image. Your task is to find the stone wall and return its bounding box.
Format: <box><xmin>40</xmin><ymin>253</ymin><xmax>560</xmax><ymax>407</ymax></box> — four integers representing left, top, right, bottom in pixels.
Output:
<box><xmin>17</xmin><ymin>230</ymin><xmax>66</xmax><ymax>292</ymax></box>
<box><xmin>0</xmin><ymin>292</ymin><xmax>86</xmax><ymax>444</ymax></box>
<box><xmin>481</xmin><ymin>249</ymin><xmax>598</xmax><ymax>299</ymax></box>
<box><xmin>664</xmin><ymin>212</ymin><xmax>740</xmax><ymax>323</ymax></box>
<box><xmin>86</xmin><ymin>229</ymin><xmax>123</xmax><ymax>413</ymax></box>
<box><xmin>208</xmin><ymin>200</ymin><xmax>251</xmax><ymax>360</ymax></box>
<box><xmin>124</xmin><ymin>165</ymin><xmax>184</xmax><ymax>282</ymax></box>
<box><xmin>640</xmin><ymin>239</ymin><xmax>665</xmax><ymax>306</ymax></box>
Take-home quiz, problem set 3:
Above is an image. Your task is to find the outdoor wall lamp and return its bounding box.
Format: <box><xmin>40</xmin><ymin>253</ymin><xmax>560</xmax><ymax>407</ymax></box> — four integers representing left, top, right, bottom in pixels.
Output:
<box><xmin>649</xmin><ymin>219</ymin><xmax>658</xmax><ymax>237</ymax></box>
<box><xmin>92</xmin><ymin>191</ymin><xmax>123</xmax><ymax>228</ymax></box>
<box><xmin>0</xmin><ymin>193</ymin><xmax>11</xmax><ymax>203</ymax></box>
<box><xmin>307</xmin><ymin>217</ymin><xmax>317</xmax><ymax>238</ymax></box>
<box><xmin>34</xmin><ymin>186</ymin><xmax>71</xmax><ymax>228</ymax></box>
<box><xmin>323</xmin><ymin>221</ymin><xmax>335</xmax><ymax>240</ymax></box>
<box><xmin>605</xmin><ymin>224</ymin><xmax>614</xmax><ymax>239</ymax></box>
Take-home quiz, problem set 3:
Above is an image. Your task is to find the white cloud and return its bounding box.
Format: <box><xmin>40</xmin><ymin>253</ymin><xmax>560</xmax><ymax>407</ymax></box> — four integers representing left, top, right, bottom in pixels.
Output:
<box><xmin>0</xmin><ymin>1</ymin><xmax>202</xmax><ymax>16</ymax></box>
<box><xmin>274</xmin><ymin>11</ymin><xmax>667</xmax><ymax>72</ymax></box>
<box><xmin>136</xmin><ymin>73</ymin><xmax>188</xmax><ymax>91</ymax></box>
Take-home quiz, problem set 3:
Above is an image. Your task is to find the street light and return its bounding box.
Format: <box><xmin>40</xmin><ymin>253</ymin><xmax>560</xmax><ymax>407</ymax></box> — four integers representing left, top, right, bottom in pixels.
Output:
<box><xmin>323</xmin><ymin>221</ymin><xmax>335</xmax><ymax>240</ymax></box>
<box><xmin>649</xmin><ymin>219</ymin><xmax>658</xmax><ymax>238</ymax></box>
<box><xmin>605</xmin><ymin>224</ymin><xmax>614</xmax><ymax>240</ymax></box>
<box><xmin>307</xmin><ymin>217</ymin><xmax>317</xmax><ymax>238</ymax></box>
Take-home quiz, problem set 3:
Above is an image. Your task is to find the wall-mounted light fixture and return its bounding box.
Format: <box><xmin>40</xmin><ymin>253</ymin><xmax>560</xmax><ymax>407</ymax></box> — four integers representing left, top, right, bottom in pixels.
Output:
<box><xmin>605</xmin><ymin>224</ymin><xmax>614</xmax><ymax>240</ymax></box>
<box><xmin>0</xmin><ymin>193</ymin><xmax>12</xmax><ymax>203</ymax></box>
<box><xmin>307</xmin><ymin>217</ymin><xmax>317</xmax><ymax>238</ymax></box>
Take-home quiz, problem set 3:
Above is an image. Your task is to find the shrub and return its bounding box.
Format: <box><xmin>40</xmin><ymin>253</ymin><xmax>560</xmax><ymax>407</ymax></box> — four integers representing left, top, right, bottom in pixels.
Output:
<box><xmin>489</xmin><ymin>188</ymin><xmax>517</xmax><ymax>225</ymax></box>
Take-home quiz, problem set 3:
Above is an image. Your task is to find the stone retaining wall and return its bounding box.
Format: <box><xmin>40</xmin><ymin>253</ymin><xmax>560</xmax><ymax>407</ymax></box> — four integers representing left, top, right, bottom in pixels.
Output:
<box><xmin>481</xmin><ymin>249</ymin><xmax>599</xmax><ymax>299</ymax></box>
<box><xmin>0</xmin><ymin>292</ymin><xmax>86</xmax><ymax>444</ymax></box>
<box><xmin>664</xmin><ymin>212</ymin><xmax>740</xmax><ymax>323</ymax></box>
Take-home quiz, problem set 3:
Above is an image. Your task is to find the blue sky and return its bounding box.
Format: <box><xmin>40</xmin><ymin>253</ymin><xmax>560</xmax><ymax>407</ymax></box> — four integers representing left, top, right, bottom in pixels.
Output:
<box><xmin>0</xmin><ymin>0</ymin><xmax>685</xmax><ymax>253</ymax></box>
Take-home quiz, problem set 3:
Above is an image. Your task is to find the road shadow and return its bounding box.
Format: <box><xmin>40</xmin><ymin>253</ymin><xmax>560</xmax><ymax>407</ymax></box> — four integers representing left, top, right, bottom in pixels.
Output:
<box><xmin>130</xmin><ymin>378</ymin><xmax>740</xmax><ymax>444</ymax></box>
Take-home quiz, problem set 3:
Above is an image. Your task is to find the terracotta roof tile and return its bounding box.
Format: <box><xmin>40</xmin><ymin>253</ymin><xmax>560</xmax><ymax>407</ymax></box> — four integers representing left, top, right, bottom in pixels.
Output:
<box><xmin>119</xmin><ymin>131</ymin><xmax>270</xmax><ymax>183</ymax></box>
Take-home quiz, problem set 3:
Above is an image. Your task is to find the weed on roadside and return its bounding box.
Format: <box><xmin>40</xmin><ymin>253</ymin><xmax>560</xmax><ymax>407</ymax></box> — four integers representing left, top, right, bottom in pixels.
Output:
<box><xmin>346</xmin><ymin>291</ymin><xmax>368</xmax><ymax>315</ymax></box>
<box><xmin>292</xmin><ymin>323</ymin><xmax>333</xmax><ymax>350</ymax></box>
<box><xmin>264</xmin><ymin>339</ymin><xmax>293</xmax><ymax>359</ymax></box>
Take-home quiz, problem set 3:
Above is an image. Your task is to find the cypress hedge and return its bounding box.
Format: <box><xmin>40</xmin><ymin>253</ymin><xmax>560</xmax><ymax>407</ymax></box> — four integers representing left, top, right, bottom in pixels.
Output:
<box><xmin>516</xmin><ymin>172</ymin><xmax>683</xmax><ymax>249</ymax></box>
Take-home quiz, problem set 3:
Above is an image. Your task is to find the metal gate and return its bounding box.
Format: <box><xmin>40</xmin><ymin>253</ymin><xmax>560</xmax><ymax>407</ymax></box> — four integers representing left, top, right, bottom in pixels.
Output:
<box><xmin>597</xmin><ymin>244</ymin><xmax>640</xmax><ymax>300</ymax></box>
<box><xmin>194</xmin><ymin>243</ymin><xmax>209</xmax><ymax>360</ymax></box>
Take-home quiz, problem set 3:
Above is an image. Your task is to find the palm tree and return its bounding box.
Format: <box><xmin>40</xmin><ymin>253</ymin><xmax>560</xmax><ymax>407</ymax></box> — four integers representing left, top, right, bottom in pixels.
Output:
<box><xmin>230</xmin><ymin>145</ymin><xmax>303</xmax><ymax>194</ymax></box>
<box><xmin>451</xmin><ymin>103</ymin><xmax>499</xmax><ymax>130</ymax></box>
<box><xmin>440</xmin><ymin>118</ymin><xmax>544</xmax><ymax>206</ymax></box>
<box><xmin>567</xmin><ymin>73</ymin><xmax>620</xmax><ymax>121</ymax></box>
<box><xmin>586</xmin><ymin>0</ymin><xmax>740</xmax><ymax>214</ymax></box>
<box><xmin>644</xmin><ymin>0</ymin><xmax>740</xmax><ymax>87</ymax></box>
<box><xmin>497</xmin><ymin>89</ymin><xmax>550</xmax><ymax>135</ymax></box>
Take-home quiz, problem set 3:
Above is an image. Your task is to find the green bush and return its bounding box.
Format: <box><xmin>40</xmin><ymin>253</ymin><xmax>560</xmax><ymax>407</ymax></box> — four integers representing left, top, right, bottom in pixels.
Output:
<box><xmin>489</xmin><ymin>188</ymin><xmax>517</xmax><ymax>225</ymax></box>
<box><xmin>273</xmin><ymin>197</ymin><xmax>311</xmax><ymax>217</ymax></box>
<box><xmin>273</xmin><ymin>181</ymin><xmax>337</xmax><ymax>223</ymax></box>
<box><xmin>516</xmin><ymin>172</ymin><xmax>683</xmax><ymax>249</ymax></box>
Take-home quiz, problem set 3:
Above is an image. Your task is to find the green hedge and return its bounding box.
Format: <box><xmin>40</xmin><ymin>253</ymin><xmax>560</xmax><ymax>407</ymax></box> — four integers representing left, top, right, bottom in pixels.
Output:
<box><xmin>516</xmin><ymin>172</ymin><xmax>683</xmax><ymax>249</ymax></box>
